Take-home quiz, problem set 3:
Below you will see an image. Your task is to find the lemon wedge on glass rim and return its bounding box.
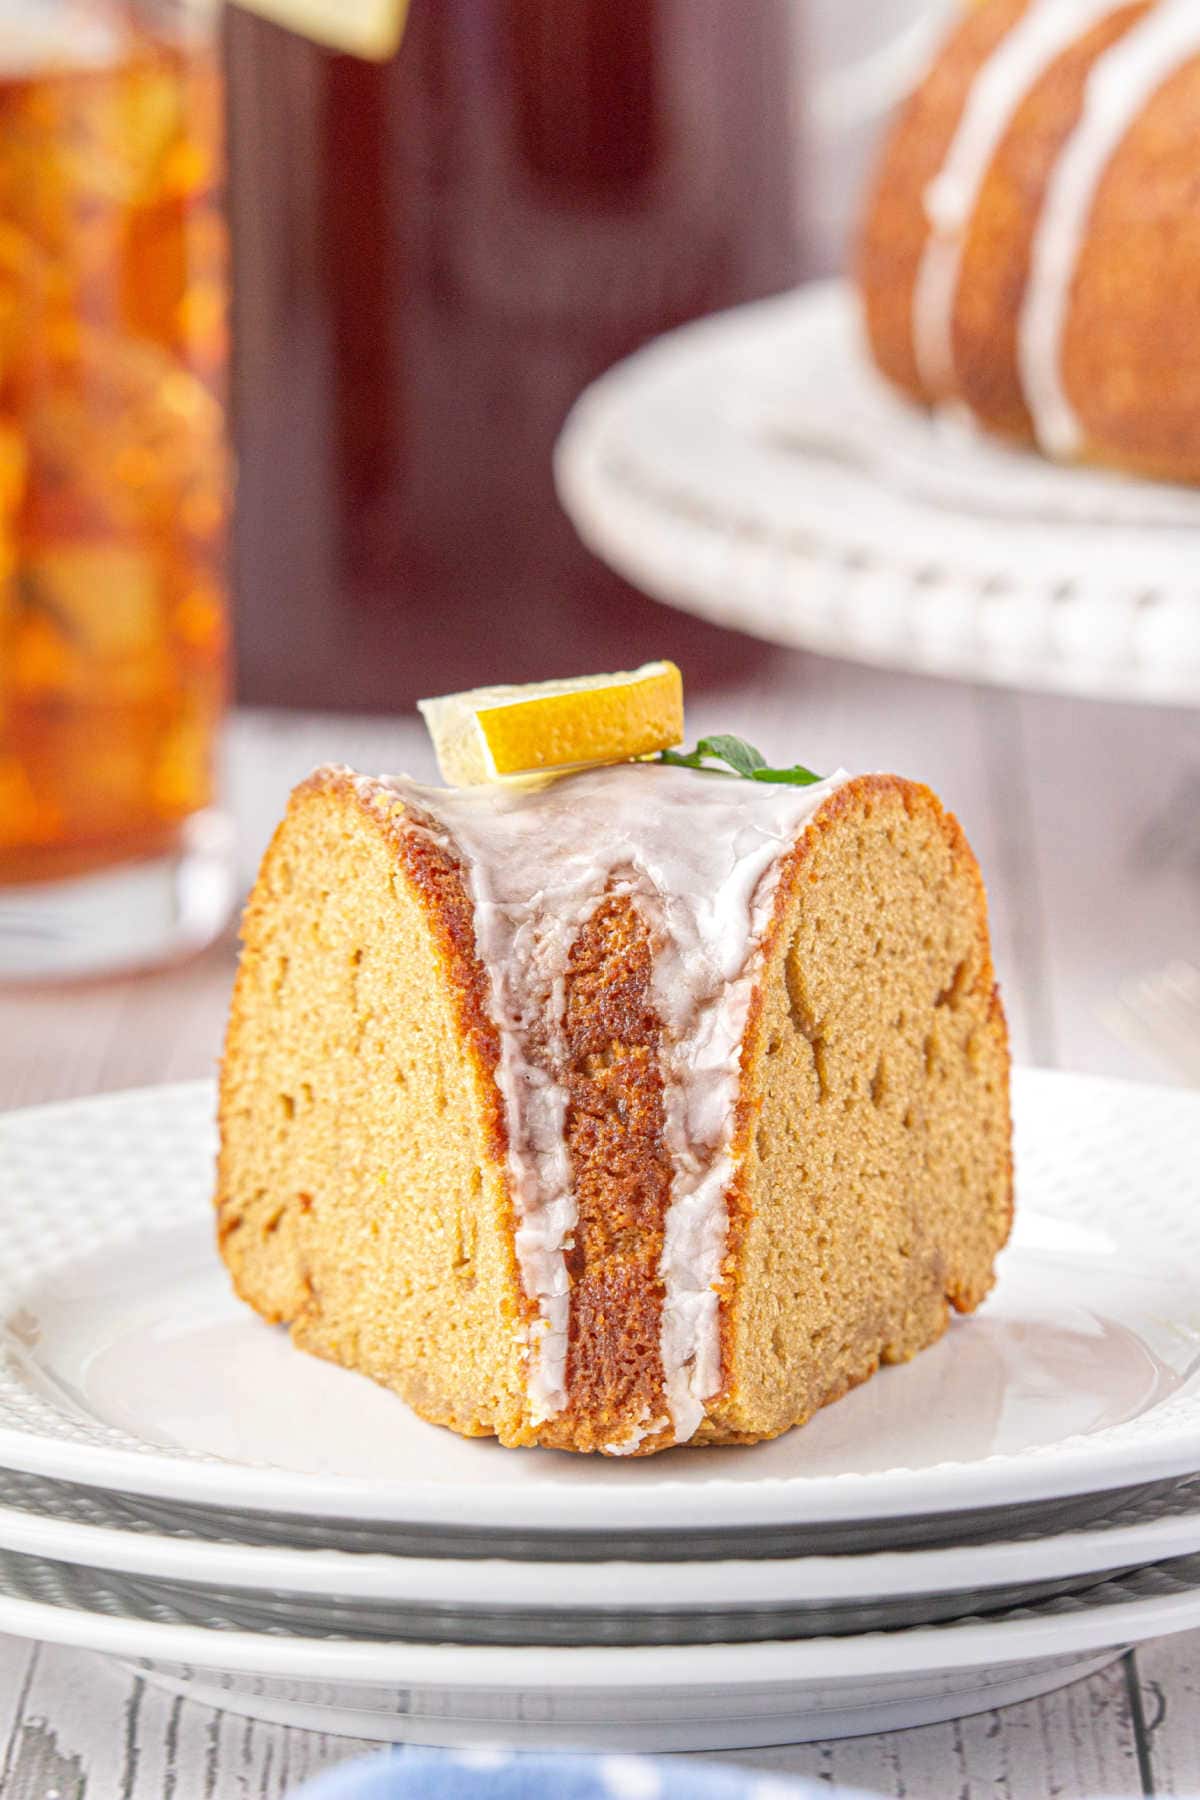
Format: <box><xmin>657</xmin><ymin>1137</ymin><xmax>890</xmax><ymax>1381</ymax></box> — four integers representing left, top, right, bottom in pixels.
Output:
<box><xmin>418</xmin><ymin>662</ymin><xmax>684</xmax><ymax>787</ymax></box>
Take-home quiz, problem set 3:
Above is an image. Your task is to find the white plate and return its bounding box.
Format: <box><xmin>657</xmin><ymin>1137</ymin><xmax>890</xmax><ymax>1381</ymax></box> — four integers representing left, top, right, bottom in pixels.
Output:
<box><xmin>128</xmin><ymin>1653</ymin><xmax>1125</xmax><ymax>1750</ymax></box>
<box><xmin>1</xmin><ymin>1072</ymin><xmax>1199</xmax><ymax>1533</ymax></box>
<box><xmin>0</xmin><ymin>1468</ymin><xmax>1196</xmax><ymax>1627</ymax></box>
<box><xmin>554</xmin><ymin>282</ymin><xmax>1200</xmax><ymax>706</ymax></box>
<box><xmin>3</xmin><ymin>1548</ymin><xmax>1200</xmax><ymax>1748</ymax></box>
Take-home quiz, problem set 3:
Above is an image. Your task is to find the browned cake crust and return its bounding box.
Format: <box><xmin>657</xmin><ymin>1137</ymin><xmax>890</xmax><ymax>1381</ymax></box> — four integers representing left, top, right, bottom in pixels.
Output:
<box><xmin>949</xmin><ymin>2</ymin><xmax>1148</xmax><ymax>442</ymax></box>
<box><xmin>858</xmin><ymin>0</ymin><xmax>1026</xmax><ymax>405</ymax></box>
<box><xmin>550</xmin><ymin>897</ymin><xmax>674</xmax><ymax>1454</ymax></box>
<box><xmin>216</xmin><ymin>770</ymin><xmax>1012</xmax><ymax>1456</ymax></box>
<box><xmin>1063</xmin><ymin>53</ymin><xmax>1200</xmax><ymax>481</ymax></box>
<box><xmin>857</xmin><ymin>0</ymin><xmax>1200</xmax><ymax>483</ymax></box>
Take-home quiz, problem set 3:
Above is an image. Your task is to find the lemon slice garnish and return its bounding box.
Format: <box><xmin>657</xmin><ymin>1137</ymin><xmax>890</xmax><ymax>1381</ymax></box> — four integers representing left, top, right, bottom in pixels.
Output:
<box><xmin>234</xmin><ymin>0</ymin><xmax>408</xmax><ymax>59</ymax></box>
<box><xmin>418</xmin><ymin>662</ymin><xmax>684</xmax><ymax>787</ymax></box>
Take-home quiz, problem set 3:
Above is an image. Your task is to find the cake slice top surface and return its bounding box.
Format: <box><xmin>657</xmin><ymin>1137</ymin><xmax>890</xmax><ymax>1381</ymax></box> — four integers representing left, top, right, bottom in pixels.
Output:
<box><xmin>348</xmin><ymin>759</ymin><xmax>849</xmax><ymax>994</ymax></box>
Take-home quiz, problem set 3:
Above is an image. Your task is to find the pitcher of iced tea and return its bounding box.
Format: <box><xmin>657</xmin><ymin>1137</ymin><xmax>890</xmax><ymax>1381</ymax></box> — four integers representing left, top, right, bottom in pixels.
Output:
<box><xmin>0</xmin><ymin>0</ymin><xmax>230</xmax><ymax>979</ymax></box>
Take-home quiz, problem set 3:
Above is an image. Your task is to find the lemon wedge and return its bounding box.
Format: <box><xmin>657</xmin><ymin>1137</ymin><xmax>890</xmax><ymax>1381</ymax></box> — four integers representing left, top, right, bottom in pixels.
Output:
<box><xmin>234</xmin><ymin>0</ymin><xmax>408</xmax><ymax>58</ymax></box>
<box><xmin>418</xmin><ymin>662</ymin><xmax>684</xmax><ymax>787</ymax></box>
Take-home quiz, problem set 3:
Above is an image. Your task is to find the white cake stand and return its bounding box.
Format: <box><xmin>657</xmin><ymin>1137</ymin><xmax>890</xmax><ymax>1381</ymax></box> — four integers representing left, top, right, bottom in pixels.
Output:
<box><xmin>555</xmin><ymin>282</ymin><xmax>1200</xmax><ymax>706</ymax></box>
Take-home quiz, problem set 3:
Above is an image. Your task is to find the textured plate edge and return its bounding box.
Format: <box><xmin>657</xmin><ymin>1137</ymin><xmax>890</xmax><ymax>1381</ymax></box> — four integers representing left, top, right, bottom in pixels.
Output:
<box><xmin>0</xmin><ymin>1552</ymin><xmax>1193</xmax><ymax>1688</ymax></box>
<box><xmin>1</xmin><ymin>1477</ymin><xmax>1200</xmax><ymax>1607</ymax></box>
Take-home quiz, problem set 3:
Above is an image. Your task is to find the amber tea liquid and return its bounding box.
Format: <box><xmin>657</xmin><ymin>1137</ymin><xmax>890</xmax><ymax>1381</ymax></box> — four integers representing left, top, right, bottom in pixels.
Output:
<box><xmin>0</xmin><ymin>2</ymin><xmax>229</xmax><ymax>912</ymax></box>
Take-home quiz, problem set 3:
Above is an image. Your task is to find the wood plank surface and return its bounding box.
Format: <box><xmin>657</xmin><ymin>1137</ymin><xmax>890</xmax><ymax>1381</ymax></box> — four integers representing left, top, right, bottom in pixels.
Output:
<box><xmin>1</xmin><ymin>661</ymin><xmax>1197</xmax><ymax>1797</ymax></box>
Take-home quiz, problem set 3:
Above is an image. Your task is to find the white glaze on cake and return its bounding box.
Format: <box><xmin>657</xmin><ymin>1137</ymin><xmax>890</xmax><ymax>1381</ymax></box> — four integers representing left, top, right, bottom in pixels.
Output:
<box><xmin>1017</xmin><ymin>0</ymin><xmax>1200</xmax><ymax>457</ymax></box>
<box><xmin>912</xmin><ymin>0</ymin><xmax>1122</xmax><ymax>395</ymax></box>
<box><xmin>348</xmin><ymin>761</ymin><xmax>849</xmax><ymax>1443</ymax></box>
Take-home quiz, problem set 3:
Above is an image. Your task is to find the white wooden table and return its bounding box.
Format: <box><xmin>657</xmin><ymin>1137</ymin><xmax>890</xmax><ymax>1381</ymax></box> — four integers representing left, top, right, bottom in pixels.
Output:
<box><xmin>3</xmin><ymin>651</ymin><xmax>1200</xmax><ymax>1798</ymax></box>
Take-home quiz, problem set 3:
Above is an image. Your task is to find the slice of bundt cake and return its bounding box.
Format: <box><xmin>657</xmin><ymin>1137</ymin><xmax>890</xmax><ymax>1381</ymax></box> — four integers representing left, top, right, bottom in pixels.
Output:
<box><xmin>859</xmin><ymin>0</ymin><xmax>1200</xmax><ymax>482</ymax></box>
<box><xmin>216</xmin><ymin>751</ymin><xmax>1012</xmax><ymax>1457</ymax></box>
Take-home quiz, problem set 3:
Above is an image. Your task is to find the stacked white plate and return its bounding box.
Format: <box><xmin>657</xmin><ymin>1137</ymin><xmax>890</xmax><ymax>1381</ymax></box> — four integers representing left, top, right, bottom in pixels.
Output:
<box><xmin>2</xmin><ymin>1069</ymin><xmax>1200</xmax><ymax>1750</ymax></box>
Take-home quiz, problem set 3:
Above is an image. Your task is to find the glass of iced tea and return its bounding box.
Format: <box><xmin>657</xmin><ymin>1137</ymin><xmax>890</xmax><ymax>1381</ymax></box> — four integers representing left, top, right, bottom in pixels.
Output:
<box><xmin>0</xmin><ymin>0</ymin><xmax>231</xmax><ymax>979</ymax></box>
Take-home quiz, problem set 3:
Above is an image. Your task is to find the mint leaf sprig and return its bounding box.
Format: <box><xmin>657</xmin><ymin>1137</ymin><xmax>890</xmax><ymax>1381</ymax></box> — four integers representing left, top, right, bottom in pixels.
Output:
<box><xmin>658</xmin><ymin>734</ymin><xmax>823</xmax><ymax>787</ymax></box>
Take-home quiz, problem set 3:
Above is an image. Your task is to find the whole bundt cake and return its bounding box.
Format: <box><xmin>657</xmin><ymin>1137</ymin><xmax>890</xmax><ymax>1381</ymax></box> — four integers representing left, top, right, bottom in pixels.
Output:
<box><xmin>216</xmin><ymin>758</ymin><xmax>1012</xmax><ymax>1456</ymax></box>
<box><xmin>858</xmin><ymin>0</ymin><xmax>1200</xmax><ymax>483</ymax></box>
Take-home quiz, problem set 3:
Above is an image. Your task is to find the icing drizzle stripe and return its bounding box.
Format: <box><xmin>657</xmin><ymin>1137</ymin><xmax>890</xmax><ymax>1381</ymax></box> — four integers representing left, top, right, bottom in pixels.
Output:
<box><xmin>912</xmin><ymin>0</ymin><xmax>1124</xmax><ymax>396</ymax></box>
<box><xmin>1018</xmin><ymin>0</ymin><xmax>1200</xmax><ymax>457</ymax></box>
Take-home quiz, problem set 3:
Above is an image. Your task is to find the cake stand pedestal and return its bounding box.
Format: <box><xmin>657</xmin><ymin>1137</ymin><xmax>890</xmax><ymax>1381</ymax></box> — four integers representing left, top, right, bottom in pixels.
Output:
<box><xmin>555</xmin><ymin>281</ymin><xmax>1200</xmax><ymax>708</ymax></box>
